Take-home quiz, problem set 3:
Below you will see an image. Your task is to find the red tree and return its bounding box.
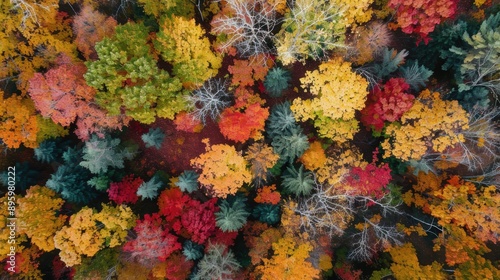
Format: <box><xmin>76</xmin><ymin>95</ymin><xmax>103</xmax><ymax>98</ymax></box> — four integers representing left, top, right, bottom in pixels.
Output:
<box><xmin>360</xmin><ymin>78</ymin><xmax>415</xmax><ymax>132</ymax></box>
<box><xmin>218</xmin><ymin>87</ymin><xmax>269</xmax><ymax>143</ymax></box>
<box><xmin>107</xmin><ymin>175</ymin><xmax>143</xmax><ymax>204</ymax></box>
<box><xmin>28</xmin><ymin>60</ymin><xmax>130</xmax><ymax>140</ymax></box>
<box><xmin>123</xmin><ymin>213</ymin><xmax>181</xmax><ymax>264</ymax></box>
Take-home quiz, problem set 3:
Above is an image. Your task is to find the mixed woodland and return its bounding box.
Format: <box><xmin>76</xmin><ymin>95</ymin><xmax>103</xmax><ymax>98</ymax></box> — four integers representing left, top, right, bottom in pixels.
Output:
<box><xmin>0</xmin><ymin>0</ymin><xmax>500</xmax><ymax>279</ymax></box>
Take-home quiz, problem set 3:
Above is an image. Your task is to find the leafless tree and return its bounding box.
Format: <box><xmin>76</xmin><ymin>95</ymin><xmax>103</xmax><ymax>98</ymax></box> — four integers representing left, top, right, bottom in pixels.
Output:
<box><xmin>186</xmin><ymin>78</ymin><xmax>232</xmax><ymax>124</ymax></box>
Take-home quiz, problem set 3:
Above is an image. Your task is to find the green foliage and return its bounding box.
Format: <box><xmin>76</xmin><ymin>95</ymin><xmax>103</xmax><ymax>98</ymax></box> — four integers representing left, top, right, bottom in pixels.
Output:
<box><xmin>215</xmin><ymin>196</ymin><xmax>250</xmax><ymax>232</ymax></box>
<box><xmin>34</xmin><ymin>140</ymin><xmax>58</xmax><ymax>163</ymax></box>
<box><xmin>281</xmin><ymin>164</ymin><xmax>315</xmax><ymax>196</ymax></box>
<box><xmin>266</xmin><ymin>101</ymin><xmax>301</xmax><ymax>139</ymax></box>
<box><xmin>183</xmin><ymin>240</ymin><xmax>204</xmax><ymax>261</ymax></box>
<box><xmin>136</xmin><ymin>175</ymin><xmax>163</xmax><ymax>200</ymax></box>
<box><xmin>46</xmin><ymin>147</ymin><xmax>97</xmax><ymax>204</ymax></box>
<box><xmin>87</xmin><ymin>170</ymin><xmax>125</xmax><ymax>191</ymax></box>
<box><xmin>450</xmin><ymin>12</ymin><xmax>500</xmax><ymax>102</ymax></box>
<box><xmin>271</xmin><ymin>126</ymin><xmax>310</xmax><ymax>164</ymax></box>
<box><xmin>85</xmin><ymin>22</ymin><xmax>187</xmax><ymax>124</ymax></box>
<box><xmin>252</xmin><ymin>204</ymin><xmax>281</xmax><ymax>225</ymax></box>
<box><xmin>192</xmin><ymin>243</ymin><xmax>241</xmax><ymax>280</ymax></box>
<box><xmin>399</xmin><ymin>60</ymin><xmax>433</xmax><ymax>91</ymax></box>
<box><xmin>175</xmin><ymin>170</ymin><xmax>199</xmax><ymax>193</ymax></box>
<box><xmin>80</xmin><ymin>135</ymin><xmax>137</xmax><ymax>175</ymax></box>
<box><xmin>136</xmin><ymin>0</ymin><xmax>194</xmax><ymax>19</ymax></box>
<box><xmin>264</xmin><ymin>67</ymin><xmax>291</xmax><ymax>97</ymax></box>
<box><xmin>408</xmin><ymin>158</ymin><xmax>436</xmax><ymax>176</ymax></box>
<box><xmin>0</xmin><ymin>162</ymin><xmax>39</xmax><ymax>191</ymax></box>
<box><xmin>141</xmin><ymin>127</ymin><xmax>165</xmax><ymax>149</ymax></box>
<box><xmin>372</xmin><ymin>48</ymin><xmax>409</xmax><ymax>81</ymax></box>
<box><xmin>73</xmin><ymin>247</ymin><xmax>119</xmax><ymax>280</ymax></box>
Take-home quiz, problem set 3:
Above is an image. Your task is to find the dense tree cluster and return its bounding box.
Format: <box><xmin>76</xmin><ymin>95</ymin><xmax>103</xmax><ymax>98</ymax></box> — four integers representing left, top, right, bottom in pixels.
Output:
<box><xmin>1</xmin><ymin>0</ymin><xmax>499</xmax><ymax>279</ymax></box>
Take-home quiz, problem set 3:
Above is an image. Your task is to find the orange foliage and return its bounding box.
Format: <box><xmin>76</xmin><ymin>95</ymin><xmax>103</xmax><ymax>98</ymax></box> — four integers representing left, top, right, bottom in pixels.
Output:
<box><xmin>244</xmin><ymin>141</ymin><xmax>280</xmax><ymax>183</ymax></box>
<box><xmin>256</xmin><ymin>235</ymin><xmax>320</xmax><ymax>280</ymax></box>
<box><xmin>228</xmin><ymin>55</ymin><xmax>272</xmax><ymax>87</ymax></box>
<box><xmin>190</xmin><ymin>139</ymin><xmax>252</xmax><ymax>198</ymax></box>
<box><xmin>174</xmin><ymin>111</ymin><xmax>203</xmax><ymax>133</ymax></box>
<box><xmin>299</xmin><ymin>141</ymin><xmax>327</xmax><ymax>171</ymax></box>
<box><xmin>255</xmin><ymin>185</ymin><xmax>281</xmax><ymax>205</ymax></box>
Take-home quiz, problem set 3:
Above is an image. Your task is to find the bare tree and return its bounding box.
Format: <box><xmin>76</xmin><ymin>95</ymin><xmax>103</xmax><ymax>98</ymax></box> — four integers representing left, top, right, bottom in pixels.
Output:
<box><xmin>186</xmin><ymin>78</ymin><xmax>232</xmax><ymax>124</ymax></box>
<box><xmin>211</xmin><ymin>0</ymin><xmax>279</xmax><ymax>57</ymax></box>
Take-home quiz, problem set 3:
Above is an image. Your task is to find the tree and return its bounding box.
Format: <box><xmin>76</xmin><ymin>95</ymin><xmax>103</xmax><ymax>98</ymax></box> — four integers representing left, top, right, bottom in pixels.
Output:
<box><xmin>16</xmin><ymin>185</ymin><xmax>66</xmax><ymax>252</ymax></box>
<box><xmin>175</xmin><ymin>170</ymin><xmax>199</xmax><ymax>193</ymax></box>
<box><xmin>215</xmin><ymin>196</ymin><xmax>250</xmax><ymax>232</ymax></box>
<box><xmin>53</xmin><ymin>204</ymin><xmax>136</xmax><ymax>267</ymax></box>
<box><xmin>0</xmin><ymin>93</ymin><xmax>67</xmax><ymax>149</ymax></box>
<box><xmin>182</xmin><ymin>240</ymin><xmax>204</xmax><ymax>261</ymax></box>
<box><xmin>191</xmin><ymin>243</ymin><xmax>241</xmax><ymax>280</ymax></box>
<box><xmin>227</xmin><ymin>55</ymin><xmax>271</xmax><ymax>87</ymax></box>
<box><xmin>281</xmin><ymin>164</ymin><xmax>315</xmax><ymax>196</ymax></box>
<box><xmin>84</xmin><ymin>22</ymin><xmax>187</xmax><ymax>124</ymax></box>
<box><xmin>136</xmin><ymin>175</ymin><xmax>163</xmax><ymax>200</ymax></box>
<box><xmin>449</xmin><ymin>12</ymin><xmax>500</xmax><ymax>101</ymax></box>
<box><xmin>46</xmin><ymin>147</ymin><xmax>98</xmax><ymax>204</ymax></box>
<box><xmin>274</xmin><ymin>0</ymin><xmax>347</xmax><ymax>65</ymax></box>
<box><xmin>0</xmin><ymin>0</ymin><xmax>76</xmax><ymax>93</ymax></box>
<box><xmin>141</xmin><ymin>127</ymin><xmax>165</xmax><ymax>149</ymax></box>
<box><xmin>173</xmin><ymin>111</ymin><xmax>203</xmax><ymax>133</ymax></box>
<box><xmin>107</xmin><ymin>175</ymin><xmax>143</xmax><ymax>204</ymax></box>
<box><xmin>256</xmin><ymin>236</ymin><xmax>320</xmax><ymax>280</ymax></box>
<box><xmin>186</xmin><ymin>78</ymin><xmax>232</xmax><ymax>124</ymax></box>
<box><xmin>271</xmin><ymin>126</ymin><xmax>310</xmax><ymax>164</ymax></box>
<box><xmin>152</xmin><ymin>252</ymin><xmax>194</xmax><ymax>280</ymax></box>
<box><xmin>381</xmin><ymin>89</ymin><xmax>470</xmax><ymax>161</ymax></box>
<box><xmin>123</xmin><ymin>213</ymin><xmax>181</xmax><ymax>265</ymax></box>
<box><xmin>266</xmin><ymin>101</ymin><xmax>302</xmax><ymax>139</ymax></box>
<box><xmin>298</xmin><ymin>141</ymin><xmax>327</xmax><ymax>171</ymax></box>
<box><xmin>80</xmin><ymin>135</ymin><xmax>137</xmax><ymax>174</ymax></box>
<box><xmin>292</xmin><ymin>58</ymin><xmax>369</xmax><ymax>142</ymax></box>
<box><xmin>180</xmin><ymin>198</ymin><xmax>218</xmax><ymax>244</ymax></box>
<box><xmin>28</xmin><ymin>60</ymin><xmax>130</xmax><ymax>141</ymax></box>
<box><xmin>344</xmin><ymin>161</ymin><xmax>392</xmax><ymax>199</ymax></box>
<box><xmin>254</xmin><ymin>185</ymin><xmax>281</xmax><ymax>205</ymax></box>
<box><xmin>388</xmin><ymin>0</ymin><xmax>457</xmax><ymax>44</ymax></box>
<box><xmin>388</xmin><ymin>243</ymin><xmax>447</xmax><ymax>279</ymax></box>
<box><xmin>218</xmin><ymin>88</ymin><xmax>270</xmax><ymax>143</ymax></box>
<box><xmin>155</xmin><ymin>15</ymin><xmax>222</xmax><ymax>87</ymax></box>
<box><xmin>136</xmin><ymin>0</ymin><xmax>194</xmax><ymax>19</ymax></box>
<box><xmin>72</xmin><ymin>5</ymin><xmax>117</xmax><ymax>60</ymax></box>
<box><xmin>264</xmin><ymin>67</ymin><xmax>291</xmax><ymax>97</ymax></box>
<box><xmin>210</xmin><ymin>0</ymin><xmax>279</xmax><ymax>57</ymax></box>
<box><xmin>244</xmin><ymin>142</ymin><xmax>280</xmax><ymax>185</ymax></box>
<box><xmin>252</xmin><ymin>204</ymin><xmax>281</xmax><ymax>225</ymax></box>
<box><xmin>191</xmin><ymin>139</ymin><xmax>252</xmax><ymax>198</ymax></box>
<box><xmin>360</xmin><ymin>78</ymin><xmax>415</xmax><ymax>132</ymax></box>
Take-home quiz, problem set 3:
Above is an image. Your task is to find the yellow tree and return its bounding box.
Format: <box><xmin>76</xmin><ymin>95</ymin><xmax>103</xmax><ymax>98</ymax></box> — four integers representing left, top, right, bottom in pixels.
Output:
<box><xmin>291</xmin><ymin>58</ymin><xmax>369</xmax><ymax>142</ymax></box>
<box><xmin>389</xmin><ymin>243</ymin><xmax>447</xmax><ymax>279</ymax></box>
<box><xmin>381</xmin><ymin>89</ymin><xmax>469</xmax><ymax>161</ymax></box>
<box><xmin>0</xmin><ymin>0</ymin><xmax>76</xmax><ymax>93</ymax></box>
<box><xmin>155</xmin><ymin>15</ymin><xmax>222</xmax><ymax>88</ymax></box>
<box><xmin>256</xmin><ymin>235</ymin><xmax>320</xmax><ymax>280</ymax></box>
<box><xmin>191</xmin><ymin>139</ymin><xmax>251</xmax><ymax>198</ymax></box>
<box><xmin>53</xmin><ymin>204</ymin><xmax>135</xmax><ymax>267</ymax></box>
<box><xmin>17</xmin><ymin>185</ymin><xmax>66</xmax><ymax>252</ymax></box>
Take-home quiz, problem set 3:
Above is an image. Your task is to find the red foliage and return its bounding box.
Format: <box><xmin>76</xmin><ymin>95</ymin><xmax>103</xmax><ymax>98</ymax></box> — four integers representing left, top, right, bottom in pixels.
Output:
<box><xmin>28</xmin><ymin>61</ymin><xmax>130</xmax><ymax>140</ymax></box>
<box><xmin>218</xmin><ymin>87</ymin><xmax>269</xmax><ymax>143</ymax></box>
<box><xmin>163</xmin><ymin>253</ymin><xmax>194</xmax><ymax>280</ymax></box>
<box><xmin>345</xmin><ymin>163</ymin><xmax>392</xmax><ymax>199</ymax></box>
<box><xmin>334</xmin><ymin>263</ymin><xmax>362</xmax><ymax>280</ymax></box>
<box><xmin>360</xmin><ymin>78</ymin><xmax>415</xmax><ymax>132</ymax></box>
<box><xmin>158</xmin><ymin>188</ymin><xmax>218</xmax><ymax>245</ymax></box>
<box><xmin>107</xmin><ymin>175</ymin><xmax>143</xmax><ymax>204</ymax></box>
<box><xmin>174</xmin><ymin>111</ymin><xmax>203</xmax><ymax>133</ymax></box>
<box><xmin>179</xmin><ymin>198</ymin><xmax>218</xmax><ymax>245</ymax></box>
<box><xmin>52</xmin><ymin>255</ymin><xmax>74</xmax><ymax>280</ymax></box>
<box><xmin>209</xmin><ymin>229</ymin><xmax>239</xmax><ymax>249</ymax></box>
<box><xmin>388</xmin><ymin>0</ymin><xmax>457</xmax><ymax>44</ymax></box>
<box><xmin>157</xmin><ymin>187</ymin><xmax>191</xmax><ymax>223</ymax></box>
<box><xmin>123</xmin><ymin>213</ymin><xmax>181</xmax><ymax>263</ymax></box>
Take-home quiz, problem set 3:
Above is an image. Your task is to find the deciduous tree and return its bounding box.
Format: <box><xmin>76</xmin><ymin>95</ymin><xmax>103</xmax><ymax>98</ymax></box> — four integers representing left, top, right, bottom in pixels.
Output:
<box><xmin>191</xmin><ymin>139</ymin><xmax>252</xmax><ymax>198</ymax></box>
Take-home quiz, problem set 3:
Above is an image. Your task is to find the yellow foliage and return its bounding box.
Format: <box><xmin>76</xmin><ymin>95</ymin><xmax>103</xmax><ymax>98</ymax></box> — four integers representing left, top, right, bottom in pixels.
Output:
<box><xmin>389</xmin><ymin>243</ymin><xmax>447</xmax><ymax>279</ymax></box>
<box><xmin>256</xmin><ymin>235</ymin><xmax>320</xmax><ymax>280</ymax></box>
<box><xmin>191</xmin><ymin>139</ymin><xmax>252</xmax><ymax>198</ymax></box>
<box><xmin>382</xmin><ymin>89</ymin><xmax>469</xmax><ymax>161</ymax></box>
<box><xmin>293</xmin><ymin>58</ymin><xmax>368</xmax><ymax>142</ymax></box>
<box><xmin>333</xmin><ymin>0</ymin><xmax>374</xmax><ymax>27</ymax></box>
<box><xmin>319</xmin><ymin>254</ymin><xmax>333</xmax><ymax>271</ymax></box>
<box><xmin>17</xmin><ymin>186</ymin><xmax>66</xmax><ymax>252</ymax></box>
<box><xmin>299</xmin><ymin>141</ymin><xmax>327</xmax><ymax>171</ymax></box>
<box><xmin>54</xmin><ymin>204</ymin><xmax>136</xmax><ymax>267</ymax></box>
<box><xmin>315</xmin><ymin>146</ymin><xmax>366</xmax><ymax>186</ymax></box>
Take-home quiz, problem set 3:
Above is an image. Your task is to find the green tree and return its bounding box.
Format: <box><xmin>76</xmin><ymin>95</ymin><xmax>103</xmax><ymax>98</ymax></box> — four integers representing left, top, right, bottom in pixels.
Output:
<box><xmin>84</xmin><ymin>22</ymin><xmax>187</xmax><ymax>124</ymax></box>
